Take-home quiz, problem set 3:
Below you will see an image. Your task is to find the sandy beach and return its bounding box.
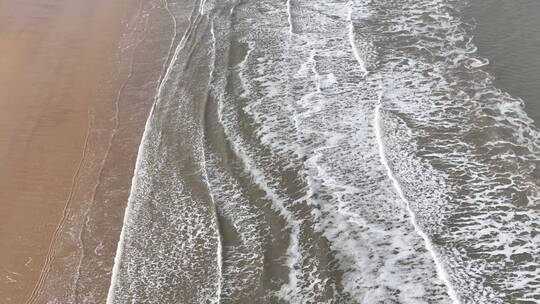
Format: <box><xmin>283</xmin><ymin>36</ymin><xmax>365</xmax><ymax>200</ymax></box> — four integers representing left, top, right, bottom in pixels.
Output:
<box><xmin>0</xmin><ymin>0</ymin><xmax>134</xmax><ymax>301</ymax></box>
<box><xmin>0</xmin><ymin>0</ymin><xmax>179</xmax><ymax>302</ymax></box>
<box><xmin>3</xmin><ymin>0</ymin><xmax>539</xmax><ymax>303</ymax></box>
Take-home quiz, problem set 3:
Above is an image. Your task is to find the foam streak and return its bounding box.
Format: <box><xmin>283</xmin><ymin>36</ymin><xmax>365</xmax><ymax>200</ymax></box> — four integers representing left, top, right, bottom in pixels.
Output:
<box><xmin>374</xmin><ymin>96</ymin><xmax>461</xmax><ymax>304</ymax></box>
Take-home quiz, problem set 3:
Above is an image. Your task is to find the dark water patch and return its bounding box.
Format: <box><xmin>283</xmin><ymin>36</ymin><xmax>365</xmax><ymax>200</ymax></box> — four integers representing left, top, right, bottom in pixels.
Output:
<box><xmin>464</xmin><ymin>0</ymin><xmax>540</xmax><ymax>126</ymax></box>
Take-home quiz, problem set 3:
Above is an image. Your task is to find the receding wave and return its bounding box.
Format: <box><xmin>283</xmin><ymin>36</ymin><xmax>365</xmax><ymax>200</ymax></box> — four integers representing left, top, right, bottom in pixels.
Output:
<box><xmin>107</xmin><ymin>0</ymin><xmax>540</xmax><ymax>303</ymax></box>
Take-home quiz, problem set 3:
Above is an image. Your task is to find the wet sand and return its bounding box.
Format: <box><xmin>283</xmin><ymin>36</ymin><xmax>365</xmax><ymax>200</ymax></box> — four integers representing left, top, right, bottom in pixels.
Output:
<box><xmin>38</xmin><ymin>1</ymin><xmax>197</xmax><ymax>302</ymax></box>
<box><xmin>0</xmin><ymin>0</ymin><xmax>178</xmax><ymax>302</ymax></box>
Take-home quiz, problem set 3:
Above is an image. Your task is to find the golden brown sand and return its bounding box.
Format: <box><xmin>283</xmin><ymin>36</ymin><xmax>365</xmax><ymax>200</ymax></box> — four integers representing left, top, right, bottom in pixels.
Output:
<box><xmin>32</xmin><ymin>1</ymin><xmax>185</xmax><ymax>302</ymax></box>
<box><xmin>0</xmin><ymin>0</ymin><xmax>139</xmax><ymax>302</ymax></box>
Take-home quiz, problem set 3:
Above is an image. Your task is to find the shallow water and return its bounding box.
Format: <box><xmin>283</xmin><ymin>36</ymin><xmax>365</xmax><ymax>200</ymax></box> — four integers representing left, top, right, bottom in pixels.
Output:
<box><xmin>107</xmin><ymin>0</ymin><xmax>540</xmax><ymax>303</ymax></box>
<box><xmin>465</xmin><ymin>0</ymin><xmax>540</xmax><ymax>126</ymax></box>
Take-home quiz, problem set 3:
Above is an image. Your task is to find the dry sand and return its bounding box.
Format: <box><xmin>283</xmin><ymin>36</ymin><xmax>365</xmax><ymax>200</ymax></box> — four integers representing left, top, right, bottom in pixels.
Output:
<box><xmin>0</xmin><ymin>0</ymin><xmax>173</xmax><ymax>302</ymax></box>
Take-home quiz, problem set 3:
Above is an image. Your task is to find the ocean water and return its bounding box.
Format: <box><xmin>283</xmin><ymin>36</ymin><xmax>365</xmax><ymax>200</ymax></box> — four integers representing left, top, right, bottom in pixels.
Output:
<box><xmin>106</xmin><ymin>0</ymin><xmax>540</xmax><ymax>303</ymax></box>
<box><xmin>465</xmin><ymin>0</ymin><xmax>540</xmax><ymax>126</ymax></box>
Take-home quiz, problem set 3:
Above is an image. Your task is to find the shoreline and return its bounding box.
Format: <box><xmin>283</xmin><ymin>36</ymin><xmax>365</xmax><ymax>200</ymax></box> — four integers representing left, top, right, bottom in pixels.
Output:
<box><xmin>0</xmin><ymin>0</ymin><xmax>181</xmax><ymax>302</ymax></box>
<box><xmin>0</xmin><ymin>0</ymin><xmax>138</xmax><ymax>302</ymax></box>
<box><xmin>33</xmin><ymin>1</ymin><xmax>187</xmax><ymax>303</ymax></box>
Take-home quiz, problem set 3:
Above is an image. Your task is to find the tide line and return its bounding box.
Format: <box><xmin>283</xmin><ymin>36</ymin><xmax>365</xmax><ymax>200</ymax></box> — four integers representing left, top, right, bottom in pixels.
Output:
<box><xmin>374</xmin><ymin>95</ymin><xmax>461</xmax><ymax>304</ymax></box>
<box><xmin>286</xmin><ymin>0</ymin><xmax>294</xmax><ymax>35</ymax></box>
<box><xmin>105</xmin><ymin>0</ymin><xmax>195</xmax><ymax>301</ymax></box>
<box><xmin>206</xmin><ymin>19</ymin><xmax>223</xmax><ymax>303</ymax></box>
<box><xmin>347</xmin><ymin>1</ymin><xmax>368</xmax><ymax>76</ymax></box>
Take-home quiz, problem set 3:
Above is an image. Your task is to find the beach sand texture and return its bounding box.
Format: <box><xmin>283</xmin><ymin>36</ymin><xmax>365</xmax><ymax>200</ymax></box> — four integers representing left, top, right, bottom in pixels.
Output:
<box><xmin>0</xmin><ymin>0</ymin><xmax>196</xmax><ymax>302</ymax></box>
<box><xmin>3</xmin><ymin>0</ymin><xmax>540</xmax><ymax>303</ymax></box>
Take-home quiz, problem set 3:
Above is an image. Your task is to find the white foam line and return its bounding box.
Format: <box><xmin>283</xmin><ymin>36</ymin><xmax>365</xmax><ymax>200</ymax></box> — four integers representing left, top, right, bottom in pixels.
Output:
<box><xmin>200</xmin><ymin>160</ymin><xmax>223</xmax><ymax>304</ymax></box>
<box><xmin>286</xmin><ymin>0</ymin><xmax>294</xmax><ymax>35</ymax></box>
<box><xmin>106</xmin><ymin>81</ymin><xmax>155</xmax><ymax>304</ymax></box>
<box><xmin>199</xmin><ymin>0</ymin><xmax>207</xmax><ymax>15</ymax></box>
<box><xmin>206</xmin><ymin>20</ymin><xmax>223</xmax><ymax>304</ymax></box>
<box><xmin>106</xmin><ymin>0</ymin><xmax>202</xmax><ymax>301</ymax></box>
<box><xmin>217</xmin><ymin>45</ymin><xmax>306</xmax><ymax>301</ymax></box>
<box><xmin>346</xmin><ymin>5</ymin><xmax>458</xmax><ymax>299</ymax></box>
<box><xmin>347</xmin><ymin>1</ymin><xmax>368</xmax><ymax>76</ymax></box>
<box><xmin>217</xmin><ymin>108</ymin><xmax>303</xmax><ymax>300</ymax></box>
<box><xmin>308</xmin><ymin>51</ymin><xmax>322</xmax><ymax>93</ymax></box>
<box><xmin>374</xmin><ymin>95</ymin><xmax>461</xmax><ymax>304</ymax></box>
